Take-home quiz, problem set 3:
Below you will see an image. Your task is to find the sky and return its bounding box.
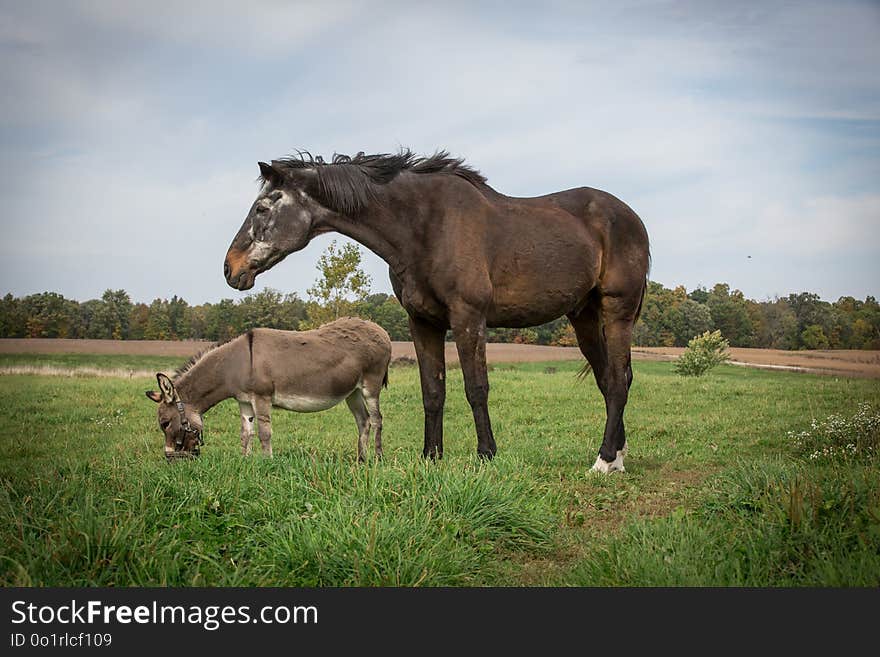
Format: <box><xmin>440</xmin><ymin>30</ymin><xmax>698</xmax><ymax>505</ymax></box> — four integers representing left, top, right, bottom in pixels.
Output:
<box><xmin>1</xmin><ymin>0</ymin><xmax>878</xmax><ymax>306</ymax></box>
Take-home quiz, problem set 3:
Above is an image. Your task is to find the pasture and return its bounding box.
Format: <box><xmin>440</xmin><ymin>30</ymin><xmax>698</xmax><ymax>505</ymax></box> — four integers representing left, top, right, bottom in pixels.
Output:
<box><xmin>1</xmin><ymin>353</ymin><xmax>878</xmax><ymax>586</ymax></box>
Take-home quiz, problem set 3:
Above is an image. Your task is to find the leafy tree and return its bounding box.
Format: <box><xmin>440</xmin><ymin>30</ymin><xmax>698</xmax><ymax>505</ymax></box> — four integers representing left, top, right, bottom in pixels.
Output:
<box><xmin>144</xmin><ymin>299</ymin><xmax>172</xmax><ymax>340</ymax></box>
<box><xmin>362</xmin><ymin>293</ymin><xmax>410</xmax><ymax>340</ymax></box>
<box><xmin>183</xmin><ymin>304</ymin><xmax>207</xmax><ymax>340</ymax></box>
<box><xmin>634</xmin><ymin>281</ymin><xmax>678</xmax><ymax>346</ymax></box>
<box><xmin>673</xmin><ymin>298</ymin><xmax>714</xmax><ymax>346</ymax></box>
<box><xmin>20</xmin><ymin>292</ymin><xmax>73</xmax><ymax>338</ymax></box>
<box><xmin>304</xmin><ymin>240</ymin><xmax>372</xmax><ymax>328</ymax></box>
<box><xmin>706</xmin><ymin>283</ymin><xmax>755</xmax><ymax>347</ymax></box>
<box><xmin>205</xmin><ymin>298</ymin><xmax>241</xmax><ymax>341</ymax></box>
<box><xmin>94</xmin><ymin>289</ymin><xmax>133</xmax><ymax>339</ymax></box>
<box><xmin>0</xmin><ymin>293</ymin><xmax>26</xmax><ymax>337</ymax></box>
<box><xmin>688</xmin><ymin>286</ymin><xmax>710</xmax><ymax>304</ymax></box>
<box><xmin>167</xmin><ymin>295</ymin><xmax>189</xmax><ymax>339</ymax></box>
<box><xmin>128</xmin><ymin>303</ymin><xmax>150</xmax><ymax>340</ymax></box>
<box><xmin>755</xmin><ymin>298</ymin><xmax>799</xmax><ymax>349</ymax></box>
<box><xmin>553</xmin><ymin>322</ymin><xmax>579</xmax><ymax>346</ymax></box>
<box><xmin>801</xmin><ymin>324</ymin><xmax>830</xmax><ymax>350</ymax></box>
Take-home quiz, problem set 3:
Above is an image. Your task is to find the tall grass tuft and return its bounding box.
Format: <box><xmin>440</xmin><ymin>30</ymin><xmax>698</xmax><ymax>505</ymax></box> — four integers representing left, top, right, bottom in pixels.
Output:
<box><xmin>0</xmin><ymin>452</ymin><xmax>555</xmax><ymax>587</ymax></box>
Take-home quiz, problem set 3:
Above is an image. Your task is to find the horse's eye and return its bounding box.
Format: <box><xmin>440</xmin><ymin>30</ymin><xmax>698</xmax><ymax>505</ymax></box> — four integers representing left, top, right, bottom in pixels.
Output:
<box><xmin>160</xmin><ymin>420</ymin><xmax>171</xmax><ymax>430</ymax></box>
<box><xmin>255</xmin><ymin>205</ymin><xmax>269</xmax><ymax>214</ymax></box>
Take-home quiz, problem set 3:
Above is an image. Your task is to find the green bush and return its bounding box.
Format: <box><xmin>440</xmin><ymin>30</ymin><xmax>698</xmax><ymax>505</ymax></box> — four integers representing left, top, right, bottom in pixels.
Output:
<box><xmin>674</xmin><ymin>329</ymin><xmax>730</xmax><ymax>377</ymax></box>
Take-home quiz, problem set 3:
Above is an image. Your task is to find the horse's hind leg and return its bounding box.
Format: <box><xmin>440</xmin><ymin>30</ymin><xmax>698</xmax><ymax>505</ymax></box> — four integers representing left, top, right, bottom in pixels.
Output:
<box><xmin>568</xmin><ymin>294</ymin><xmax>636</xmax><ymax>473</ymax></box>
<box><xmin>345</xmin><ymin>388</ymin><xmax>371</xmax><ymax>463</ymax></box>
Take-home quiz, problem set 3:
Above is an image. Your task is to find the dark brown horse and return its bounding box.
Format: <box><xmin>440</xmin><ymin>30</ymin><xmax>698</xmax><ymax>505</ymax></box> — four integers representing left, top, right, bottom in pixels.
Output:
<box><xmin>224</xmin><ymin>150</ymin><xmax>649</xmax><ymax>473</ymax></box>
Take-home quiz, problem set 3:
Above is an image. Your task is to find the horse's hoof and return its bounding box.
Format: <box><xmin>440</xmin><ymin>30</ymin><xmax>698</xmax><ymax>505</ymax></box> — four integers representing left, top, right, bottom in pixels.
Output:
<box><xmin>477</xmin><ymin>449</ymin><xmax>496</xmax><ymax>461</ymax></box>
<box><xmin>591</xmin><ymin>451</ymin><xmax>626</xmax><ymax>474</ymax></box>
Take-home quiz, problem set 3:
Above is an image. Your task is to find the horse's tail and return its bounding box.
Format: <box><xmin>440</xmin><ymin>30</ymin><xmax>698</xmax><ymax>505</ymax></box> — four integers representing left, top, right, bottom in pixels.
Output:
<box><xmin>577</xmin><ymin>362</ymin><xmax>592</xmax><ymax>380</ymax></box>
<box><xmin>633</xmin><ymin>274</ymin><xmax>648</xmax><ymax>324</ymax></box>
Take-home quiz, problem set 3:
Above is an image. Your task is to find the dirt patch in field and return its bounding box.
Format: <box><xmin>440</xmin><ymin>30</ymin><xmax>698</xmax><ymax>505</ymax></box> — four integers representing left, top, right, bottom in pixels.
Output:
<box><xmin>2</xmin><ymin>339</ymin><xmax>878</xmax><ymax>378</ymax></box>
<box><xmin>511</xmin><ymin>463</ymin><xmax>715</xmax><ymax>585</ymax></box>
<box><xmin>633</xmin><ymin>346</ymin><xmax>880</xmax><ymax>378</ymax></box>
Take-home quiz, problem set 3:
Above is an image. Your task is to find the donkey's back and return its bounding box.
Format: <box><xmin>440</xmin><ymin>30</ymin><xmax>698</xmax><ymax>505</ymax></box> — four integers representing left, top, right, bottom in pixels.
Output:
<box><xmin>241</xmin><ymin>318</ymin><xmax>392</xmax><ymax>460</ymax></box>
<box><xmin>249</xmin><ymin>317</ymin><xmax>390</xmax><ymax>403</ymax></box>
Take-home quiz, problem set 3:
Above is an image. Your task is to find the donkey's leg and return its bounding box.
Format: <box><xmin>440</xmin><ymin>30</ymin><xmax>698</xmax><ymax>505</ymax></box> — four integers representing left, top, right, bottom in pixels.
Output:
<box><xmin>408</xmin><ymin>315</ymin><xmax>447</xmax><ymax>460</ymax></box>
<box><xmin>253</xmin><ymin>396</ymin><xmax>274</xmax><ymax>457</ymax></box>
<box><xmin>238</xmin><ymin>400</ymin><xmax>256</xmax><ymax>456</ymax></box>
<box><xmin>363</xmin><ymin>379</ymin><xmax>384</xmax><ymax>459</ymax></box>
<box><xmin>450</xmin><ymin>310</ymin><xmax>496</xmax><ymax>459</ymax></box>
<box><xmin>345</xmin><ymin>388</ymin><xmax>371</xmax><ymax>463</ymax></box>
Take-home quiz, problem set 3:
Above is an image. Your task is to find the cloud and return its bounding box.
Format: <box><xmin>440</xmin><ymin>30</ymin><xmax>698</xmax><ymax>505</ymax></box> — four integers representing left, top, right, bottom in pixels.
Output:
<box><xmin>0</xmin><ymin>1</ymin><xmax>878</xmax><ymax>305</ymax></box>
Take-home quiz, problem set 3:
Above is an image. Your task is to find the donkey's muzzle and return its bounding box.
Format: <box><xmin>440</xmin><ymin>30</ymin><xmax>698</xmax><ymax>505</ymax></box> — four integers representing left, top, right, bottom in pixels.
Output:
<box><xmin>165</xmin><ymin>447</ymin><xmax>200</xmax><ymax>462</ymax></box>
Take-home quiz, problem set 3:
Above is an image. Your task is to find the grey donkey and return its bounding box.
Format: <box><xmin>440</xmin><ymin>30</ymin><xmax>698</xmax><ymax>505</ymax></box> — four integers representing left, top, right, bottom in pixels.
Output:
<box><xmin>146</xmin><ymin>317</ymin><xmax>391</xmax><ymax>461</ymax></box>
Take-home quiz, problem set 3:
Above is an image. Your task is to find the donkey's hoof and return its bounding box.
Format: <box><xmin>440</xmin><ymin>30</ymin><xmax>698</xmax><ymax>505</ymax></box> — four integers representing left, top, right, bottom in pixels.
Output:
<box><xmin>591</xmin><ymin>451</ymin><xmax>626</xmax><ymax>474</ymax></box>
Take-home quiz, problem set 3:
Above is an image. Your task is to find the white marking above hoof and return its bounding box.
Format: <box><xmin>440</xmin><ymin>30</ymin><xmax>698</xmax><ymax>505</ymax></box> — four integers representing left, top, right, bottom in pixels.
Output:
<box><xmin>591</xmin><ymin>449</ymin><xmax>626</xmax><ymax>474</ymax></box>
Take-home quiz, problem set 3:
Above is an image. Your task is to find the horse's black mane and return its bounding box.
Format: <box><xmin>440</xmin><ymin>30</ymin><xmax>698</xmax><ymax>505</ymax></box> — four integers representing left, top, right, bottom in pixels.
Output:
<box><xmin>263</xmin><ymin>149</ymin><xmax>487</xmax><ymax>215</ymax></box>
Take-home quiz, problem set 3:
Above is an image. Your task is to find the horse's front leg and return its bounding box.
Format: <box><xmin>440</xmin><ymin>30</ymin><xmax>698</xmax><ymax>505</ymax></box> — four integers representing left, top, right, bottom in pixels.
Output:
<box><xmin>253</xmin><ymin>396</ymin><xmax>273</xmax><ymax>457</ymax></box>
<box><xmin>450</xmin><ymin>310</ymin><xmax>496</xmax><ymax>459</ymax></box>
<box><xmin>408</xmin><ymin>314</ymin><xmax>446</xmax><ymax>460</ymax></box>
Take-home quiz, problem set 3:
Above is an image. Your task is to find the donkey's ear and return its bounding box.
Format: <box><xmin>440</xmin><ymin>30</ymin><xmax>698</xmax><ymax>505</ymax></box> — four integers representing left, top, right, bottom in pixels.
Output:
<box><xmin>146</xmin><ymin>390</ymin><xmax>163</xmax><ymax>403</ymax></box>
<box><xmin>258</xmin><ymin>161</ymin><xmax>284</xmax><ymax>187</ymax></box>
<box><xmin>156</xmin><ymin>373</ymin><xmax>178</xmax><ymax>404</ymax></box>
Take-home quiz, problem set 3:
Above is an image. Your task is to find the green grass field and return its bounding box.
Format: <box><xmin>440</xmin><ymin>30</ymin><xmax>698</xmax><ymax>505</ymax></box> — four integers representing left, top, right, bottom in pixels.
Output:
<box><xmin>1</xmin><ymin>356</ymin><xmax>878</xmax><ymax>586</ymax></box>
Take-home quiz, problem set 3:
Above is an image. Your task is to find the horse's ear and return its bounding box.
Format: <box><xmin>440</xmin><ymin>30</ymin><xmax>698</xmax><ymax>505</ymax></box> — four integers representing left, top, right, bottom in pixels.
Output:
<box><xmin>145</xmin><ymin>390</ymin><xmax>163</xmax><ymax>403</ymax></box>
<box><xmin>258</xmin><ymin>161</ymin><xmax>283</xmax><ymax>187</ymax></box>
<box><xmin>156</xmin><ymin>373</ymin><xmax>178</xmax><ymax>404</ymax></box>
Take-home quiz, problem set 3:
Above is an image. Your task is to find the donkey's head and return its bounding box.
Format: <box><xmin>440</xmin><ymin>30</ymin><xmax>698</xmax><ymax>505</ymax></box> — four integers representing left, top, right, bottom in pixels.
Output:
<box><xmin>224</xmin><ymin>161</ymin><xmax>329</xmax><ymax>290</ymax></box>
<box><xmin>146</xmin><ymin>373</ymin><xmax>204</xmax><ymax>460</ymax></box>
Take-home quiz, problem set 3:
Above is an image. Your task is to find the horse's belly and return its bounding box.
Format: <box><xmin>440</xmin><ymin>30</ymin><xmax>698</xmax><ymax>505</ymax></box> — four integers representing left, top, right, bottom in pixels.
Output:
<box><xmin>488</xmin><ymin>275</ymin><xmax>595</xmax><ymax>326</ymax></box>
<box><xmin>272</xmin><ymin>392</ymin><xmax>346</xmax><ymax>413</ymax></box>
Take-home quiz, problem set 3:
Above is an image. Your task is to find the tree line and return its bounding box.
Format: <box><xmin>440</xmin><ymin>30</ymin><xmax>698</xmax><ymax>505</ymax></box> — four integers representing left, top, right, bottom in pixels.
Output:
<box><xmin>2</xmin><ymin>281</ymin><xmax>877</xmax><ymax>350</ymax></box>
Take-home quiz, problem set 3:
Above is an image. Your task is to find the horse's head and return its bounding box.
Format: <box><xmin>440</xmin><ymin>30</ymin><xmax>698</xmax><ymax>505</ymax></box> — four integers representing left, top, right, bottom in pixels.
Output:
<box><xmin>146</xmin><ymin>373</ymin><xmax>204</xmax><ymax>460</ymax></box>
<box><xmin>224</xmin><ymin>161</ymin><xmax>327</xmax><ymax>290</ymax></box>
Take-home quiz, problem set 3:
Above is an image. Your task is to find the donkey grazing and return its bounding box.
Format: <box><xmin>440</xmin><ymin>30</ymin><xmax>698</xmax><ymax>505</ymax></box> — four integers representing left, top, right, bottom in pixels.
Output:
<box><xmin>145</xmin><ymin>317</ymin><xmax>391</xmax><ymax>461</ymax></box>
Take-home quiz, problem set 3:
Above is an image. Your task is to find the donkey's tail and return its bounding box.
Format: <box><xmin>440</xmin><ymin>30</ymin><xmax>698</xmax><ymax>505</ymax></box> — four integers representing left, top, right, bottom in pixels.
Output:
<box><xmin>382</xmin><ymin>367</ymin><xmax>389</xmax><ymax>389</ymax></box>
